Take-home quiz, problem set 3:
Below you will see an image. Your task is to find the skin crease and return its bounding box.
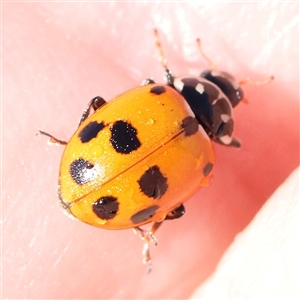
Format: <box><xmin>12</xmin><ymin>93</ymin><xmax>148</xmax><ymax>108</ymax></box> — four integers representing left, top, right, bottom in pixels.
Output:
<box><xmin>2</xmin><ymin>2</ymin><xmax>299</xmax><ymax>300</ymax></box>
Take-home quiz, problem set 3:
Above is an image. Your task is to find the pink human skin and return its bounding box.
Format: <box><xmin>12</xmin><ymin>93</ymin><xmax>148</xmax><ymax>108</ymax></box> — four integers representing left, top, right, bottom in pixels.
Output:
<box><xmin>2</xmin><ymin>3</ymin><xmax>299</xmax><ymax>299</ymax></box>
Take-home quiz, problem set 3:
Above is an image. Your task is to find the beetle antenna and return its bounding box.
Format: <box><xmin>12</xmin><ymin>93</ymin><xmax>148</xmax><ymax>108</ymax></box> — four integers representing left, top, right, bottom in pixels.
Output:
<box><xmin>154</xmin><ymin>29</ymin><xmax>168</xmax><ymax>70</ymax></box>
<box><xmin>196</xmin><ymin>38</ymin><xmax>217</xmax><ymax>70</ymax></box>
<box><xmin>239</xmin><ymin>75</ymin><xmax>274</xmax><ymax>86</ymax></box>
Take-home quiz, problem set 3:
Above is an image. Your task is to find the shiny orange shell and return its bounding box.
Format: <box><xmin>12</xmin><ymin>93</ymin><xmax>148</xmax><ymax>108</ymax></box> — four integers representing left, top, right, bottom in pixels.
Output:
<box><xmin>59</xmin><ymin>84</ymin><xmax>215</xmax><ymax>229</ymax></box>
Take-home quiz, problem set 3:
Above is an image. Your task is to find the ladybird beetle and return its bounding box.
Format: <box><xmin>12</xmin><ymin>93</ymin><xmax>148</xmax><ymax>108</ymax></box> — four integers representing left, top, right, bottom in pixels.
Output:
<box><xmin>40</xmin><ymin>30</ymin><xmax>273</xmax><ymax>272</ymax></box>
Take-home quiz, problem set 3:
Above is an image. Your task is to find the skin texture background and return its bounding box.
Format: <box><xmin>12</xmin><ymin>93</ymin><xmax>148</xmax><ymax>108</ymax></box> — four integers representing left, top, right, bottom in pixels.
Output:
<box><xmin>2</xmin><ymin>2</ymin><xmax>299</xmax><ymax>299</ymax></box>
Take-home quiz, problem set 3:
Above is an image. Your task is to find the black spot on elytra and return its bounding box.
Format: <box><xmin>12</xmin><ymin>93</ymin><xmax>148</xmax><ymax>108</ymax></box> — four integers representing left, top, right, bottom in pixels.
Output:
<box><xmin>78</xmin><ymin>121</ymin><xmax>105</xmax><ymax>143</ymax></box>
<box><xmin>110</xmin><ymin>120</ymin><xmax>141</xmax><ymax>154</ymax></box>
<box><xmin>92</xmin><ymin>196</ymin><xmax>119</xmax><ymax>220</ymax></box>
<box><xmin>181</xmin><ymin>116</ymin><xmax>198</xmax><ymax>136</ymax></box>
<box><xmin>131</xmin><ymin>205</ymin><xmax>159</xmax><ymax>224</ymax></box>
<box><xmin>138</xmin><ymin>166</ymin><xmax>168</xmax><ymax>199</ymax></box>
<box><xmin>69</xmin><ymin>158</ymin><xmax>95</xmax><ymax>185</ymax></box>
<box><xmin>203</xmin><ymin>163</ymin><xmax>213</xmax><ymax>176</ymax></box>
<box><xmin>150</xmin><ymin>85</ymin><xmax>166</xmax><ymax>95</ymax></box>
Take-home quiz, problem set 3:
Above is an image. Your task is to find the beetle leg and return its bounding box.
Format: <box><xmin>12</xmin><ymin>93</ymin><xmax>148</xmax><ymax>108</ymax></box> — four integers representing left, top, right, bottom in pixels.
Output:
<box><xmin>165</xmin><ymin>204</ymin><xmax>185</xmax><ymax>220</ymax></box>
<box><xmin>38</xmin><ymin>130</ymin><xmax>67</xmax><ymax>146</ymax></box>
<box><xmin>134</xmin><ymin>204</ymin><xmax>185</xmax><ymax>273</ymax></box>
<box><xmin>134</xmin><ymin>221</ymin><xmax>162</xmax><ymax>273</ymax></box>
<box><xmin>141</xmin><ymin>78</ymin><xmax>155</xmax><ymax>86</ymax></box>
<box><xmin>78</xmin><ymin>96</ymin><xmax>106</xmax><ymax>127</ymax></box>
